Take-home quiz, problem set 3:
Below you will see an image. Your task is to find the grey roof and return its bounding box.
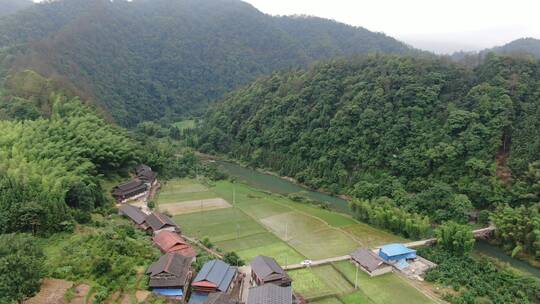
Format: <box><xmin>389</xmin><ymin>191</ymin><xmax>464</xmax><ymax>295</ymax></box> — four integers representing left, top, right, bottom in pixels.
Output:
<box><xmin>204</xmin><ymin>292</ymin><xmax>238</xmax><ymax>304</ymax></box>
<box><xmin>112</xmin><ymin>178</ymin><xmax>147</xmax><ymax>196</ymax></box>
<box><xmin>119</xmin><ymin>204</ymin><xmax>147</xmax><ymax>225</ymax></box>
<box><xmin>136</xmin><ymin>164</ymin><xmax>152</xmax><ymax>175</ymax></box>
<box><xmin>250</xmin><ymin>256</ymin><xmax>290</xmax><ymax>284</ymax></box>
<box><xmin>247</xmin><ymin>285</ymin><xmax>292</xmax><ymax>304</ymax></box>
<box><xmin>351</xmin><ymin>248</ymin><xmax>388</xmax><ymax>272</ymax></box>
<box><xmin>145</xmin><ymin>212</ymin><xmax>178</xmax><ymax>231</ymax></box>
<box><xmin>146</xmin><ymin>253</ymin><xmax>192</xmax><ymax>288</ymax></box>
<box><xmin>193</xmin><ymin>260</ymin><xmax>237</xmax><ymax>292</ymax></box>
<box><xmin>136</xmin><ymin>164</ymin><xmax>157</xmax><ymax>182</ymax></box>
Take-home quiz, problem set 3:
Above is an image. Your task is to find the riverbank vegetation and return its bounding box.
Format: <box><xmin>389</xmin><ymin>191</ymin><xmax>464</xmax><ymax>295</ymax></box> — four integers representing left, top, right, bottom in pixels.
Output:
<box><xmin>420</xmin><ymin>246</ymin><xmax>540</xmax><ymax>303</ymax></box>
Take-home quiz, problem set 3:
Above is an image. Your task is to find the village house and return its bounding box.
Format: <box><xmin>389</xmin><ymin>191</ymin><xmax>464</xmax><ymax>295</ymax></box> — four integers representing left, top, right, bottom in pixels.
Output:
<box><xmin>153</xmin><ymin>230</ymin><xmax>197</xmax><ymax>259</ymax></box>
<box><xmin>378</xmin><ymin>243</ymin><xmax>417</xmax><ymax>270</ymax></box>
<box><xmin>202</xmin><ymin>292</ymin><xmax>238</xmax><ymax>304</ymax></box>
<box><xmin>118</xmin><ymin>204</ymin><xmax>148</xmax><ymax>229</ymax></box>
<box><xmin>111</xmin><ymin>164</ymin><xmax>158</xmax><ymax>203</ymax></box>
<box><xmin>191</xmin><ymin>260</ymin><xmax>238</xmax><ymax>294</ymax></box>
<box><xmin>112</xmin><ymin>178</ymin><xmax>148</xmax><ymax>203</ymax></box>
<box><xmin>137</xmin><ymin>164</ymin><xmax>158</xmax><ymax>186</ymax></box>
<box><xmin>144</xmin><ymin>212</ymin><xmax>180</xmax><ymax>234</ymax></box>
<box><xmin>146</xmin><ymin>253</ymin><xmax>193</xmax><ymax>301</ymax></box>
<box><xmin>250</xmin><ymin>256</ymin><xmax>292</xmax><ymax>287</ymax></box>
<box><xmin>350</xmin><ymin>248</ymin><xmax>392</xmax><ymax>277</ymax></box>
<box><xmin>246</xmin><ymin>284</ymin><xmax>293</xmax><ymax>304</ymax></box>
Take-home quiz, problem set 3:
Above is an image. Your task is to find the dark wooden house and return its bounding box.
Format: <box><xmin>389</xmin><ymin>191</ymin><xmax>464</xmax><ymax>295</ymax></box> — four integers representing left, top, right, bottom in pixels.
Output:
<box><xmin>146</xmin><ymin>253</ymin><xmax>193</xmax><ymax>301</ymax></box>
<box><xmin>247</xmin><ymin>284</ymin><xmax>293</xmax><ymax>304</ymax></box>
<box><xmin>136</xmin><ymin>164</ymin><xmax>157</xmax><ymax>185</ymax></box>
<box><xmin>250</xmin><ymin>256</ymin><xmax>291</xmax><ymax>287</ymax></box>
<box><xmin>112</xmin><ymin>178</ymin><xmax>148</xmax><ymax>203</ymax></box>
<box><xmin>144</xmin><ymin>212</ymin><xmax>180</xmax><ymax>234</ymax></box>
<box><xmin>119</xmin><ymin>204</ymin><xmax>148</xmax><ymax>228</ymax></box>
<box><xmin>203</xmin><ymin>292</ymin><xmax>238</xmax><ymax>304</ymax></box>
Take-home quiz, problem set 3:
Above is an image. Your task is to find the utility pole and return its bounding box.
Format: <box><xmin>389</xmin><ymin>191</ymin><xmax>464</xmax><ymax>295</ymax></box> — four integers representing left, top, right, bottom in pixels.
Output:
<box><xmin>233</xmin><ymin>187</ymin><xmax>236</xmax><ymax>205</ymax></box>
<box><xmin>237</xmin><ymin>223</ymin><xmax>240</xmax><ymax>239</ymax></box>
<box><xmin>285</xmin><ymin>223</ymin><xmax>288</xmax><ymax>241</ymax></box>
<box><xmin>355</xmin><ymin>264</ymin><xmax>359</xmax><ymax>289</ymax></box>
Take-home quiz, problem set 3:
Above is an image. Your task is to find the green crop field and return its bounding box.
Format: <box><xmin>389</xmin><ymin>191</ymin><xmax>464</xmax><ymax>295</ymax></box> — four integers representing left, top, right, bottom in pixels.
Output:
<box><xmin>333</xmin><ymin>261</ymin><xmax>432</xmax><ymax>304</ymax></box>
<box><xmin>162</xmin><ymin>178</ymin><xmax>430</xmax><ymax>302</ymax></box>
<box><xmin>289</xmin><ymin>267</ymin><xmax>335</xmax><ymax>299</ymax></box>
<box><xmin>156</xmin><ymin>179</ymin><xmax>215</xmax><ymax>204</ymax></box>
<box><xmin>311</xmin><ymin>298</ymin><xmax>342</xmax><ymax>304</ymax></box>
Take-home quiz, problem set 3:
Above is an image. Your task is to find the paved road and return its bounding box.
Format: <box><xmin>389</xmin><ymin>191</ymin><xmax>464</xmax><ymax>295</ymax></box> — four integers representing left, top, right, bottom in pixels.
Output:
<box><xmin>283</xmin><ymin>255</ymin><xmax>351</xmax><ymax>270</ymax></box>
<box><xmin>282</xmin><ymin>226</ymin><xmax>495</xmax><ymax>269</ymax></box>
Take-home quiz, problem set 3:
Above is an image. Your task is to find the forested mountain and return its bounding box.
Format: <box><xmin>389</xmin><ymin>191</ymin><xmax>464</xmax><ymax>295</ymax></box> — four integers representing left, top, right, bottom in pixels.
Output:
<box><xmin>451</xmin><ymin>38</ymin><xmax>540</xmax><ymax>64</ymax></box>
<box><xmin>487</xmin><ymin>38</ymin><xmax>540</xmax><ymax>58</ymax></box>
<box><xmin>0</xmin><ymin>0</ymin><xmax>33</xmax><ymax>17</ymax></box>
<box><xmin>198</xmin><ymin>54</ymin><xmax>540</xmax><ymax>224</ymax></box>
<box><xmin>0</xmin><ymin>0</ymin><xmax>420</xmax><ymax>126</ymax></box>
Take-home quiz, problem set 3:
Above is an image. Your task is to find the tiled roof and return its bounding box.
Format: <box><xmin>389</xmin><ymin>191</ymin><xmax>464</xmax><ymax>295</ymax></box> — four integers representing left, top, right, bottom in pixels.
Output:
<box><xmin>146</xmin><ymin>253</ymin><xmax>192</xmax><ymax>288</ymax></box>
<box><xmin>247</xmin><ymin>284</ymin><xmax>292</xmax><ymax>304</ymax></box>
<box><xmin>193</xmin><ymin>260</ymin><xmax>237</xmax><ymax>292</ymax></box>
<box><xmin>153</xmin><ymin>231</ymin><xmax>196</xmax><ymax>257</ymax></box>
<box><xmin>145</xmin><ymin>212</ymin><xmax>178</xmax><ymax>231</ymax></box>
<box><xmin>250</xmin><ymin>256</ymin><xmax>290</xmax><ymax>283</ymax></box>
<box><xmin>119</xmin><ymin>204</ymin><xmax>147</xmax><ymax>224</ymax></box>
<box><xmin>350</xmin><ymin>248</ymin><xmax>387</xmax><ymax>272</ymax></box>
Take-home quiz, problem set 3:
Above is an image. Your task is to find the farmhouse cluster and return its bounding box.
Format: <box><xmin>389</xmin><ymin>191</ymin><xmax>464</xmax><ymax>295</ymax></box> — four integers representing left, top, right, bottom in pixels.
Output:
<box><xmin>115</xmin><ymin>165</ymin><xmax>436</xmax><ymax>303</ymax></box>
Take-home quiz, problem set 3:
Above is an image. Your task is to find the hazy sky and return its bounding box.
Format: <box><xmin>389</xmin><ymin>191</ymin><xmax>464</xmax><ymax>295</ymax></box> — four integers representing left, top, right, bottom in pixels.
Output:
<box><xmin>244</xmin><ymin>0</ymin><xmax>540</xmax><ymax>54</ymax></box>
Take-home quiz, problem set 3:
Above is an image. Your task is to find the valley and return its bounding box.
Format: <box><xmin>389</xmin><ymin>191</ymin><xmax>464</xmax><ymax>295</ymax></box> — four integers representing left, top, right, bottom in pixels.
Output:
<box><xmin>155</xmin><ymin>177</ymin><xmax>436</xmax><ymax>303</ymax></box>
<box><xmin>0</xmin><ymin>0</ymin><xmax>540</xmax><ymax>304</ymax></box>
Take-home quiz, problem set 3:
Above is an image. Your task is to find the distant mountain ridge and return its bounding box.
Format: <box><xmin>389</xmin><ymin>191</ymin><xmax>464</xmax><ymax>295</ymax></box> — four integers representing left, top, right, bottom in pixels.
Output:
<box><xmin>451</xmin><ymin>38</ymin><xmax>540</xmax><ymax>62</ymax></box>
<box><xmin>0</xmin><ymin>0</ymin><xmax>33</xmax><ymax>17</ymax></box>
<box><xmin>487</xmin><ymin>38</ymin><xmax>540</xmax><ymax>58</ymax></box>
<box><xmin>0</xmin><ymin>0</ymin><xmax>422</xmax><ymax>126</ymax></box>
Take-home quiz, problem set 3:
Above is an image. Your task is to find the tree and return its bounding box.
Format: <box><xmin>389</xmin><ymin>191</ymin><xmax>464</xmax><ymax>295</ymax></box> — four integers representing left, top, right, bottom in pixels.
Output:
<box><xmin>435</xmin><ymin>221</ymin><xmax>475</xmax><ymax>256</ymax></box>
<box><xmin>0</xmin><ymin>233</ymin><xmax>45</xmax><ymax>304</ymax></box>
<box><xmin>223</xmin><ymin>252</ymin><xmax>245</xmax><ymax>266</ymax></box>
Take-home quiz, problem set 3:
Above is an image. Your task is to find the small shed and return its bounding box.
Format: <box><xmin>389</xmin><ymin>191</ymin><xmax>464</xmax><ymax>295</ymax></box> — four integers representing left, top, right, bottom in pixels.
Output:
<box><xmin>379</xmin><ymin>244</ymin><xmax>417</xmax><ymax>264</ymax></box>
<box><xmin>192</xmin><ymin>259</ymin><xmax>238</xmax><ymax>294</ymax></box>
<box><xmin>350</xmin><ymin>248</ymin><xmax>392</xmax><ymax>277</ymax></box>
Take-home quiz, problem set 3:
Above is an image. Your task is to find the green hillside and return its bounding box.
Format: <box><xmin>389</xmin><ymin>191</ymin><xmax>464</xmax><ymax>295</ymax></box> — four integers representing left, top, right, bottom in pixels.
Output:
<box><xmin>198</xmin><ymin>54</ymin><xmax>540</xmax><ymax>222</ymax></box>
<box><xmin>488</xmin><ymin>38</ymin><xmax>540</xmax><ymax>59</ymax></box>
<box><xmin>0</xmin><ymin>0</ymin><xmax>420</xmax><ymax>126</ymax></box>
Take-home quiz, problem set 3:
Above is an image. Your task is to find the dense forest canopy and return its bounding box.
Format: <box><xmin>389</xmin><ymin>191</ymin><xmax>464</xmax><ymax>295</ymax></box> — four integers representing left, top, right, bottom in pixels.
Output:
<box><xmin>0</xmin><ymin>0</ymin><xmax>421</xmax><ymax>126</ymax></box>
<box><xmin>198</xmin><ymin>55</ymin><xmax>540</xmax><ymax>224</ymax></box>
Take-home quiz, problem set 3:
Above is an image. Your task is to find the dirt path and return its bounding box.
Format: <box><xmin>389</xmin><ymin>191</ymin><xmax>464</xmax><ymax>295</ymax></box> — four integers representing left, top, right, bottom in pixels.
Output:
<box><xmin>25</xmin><ymin>278</ymin><xmax>73</xmax><ymax>304</ymax></box>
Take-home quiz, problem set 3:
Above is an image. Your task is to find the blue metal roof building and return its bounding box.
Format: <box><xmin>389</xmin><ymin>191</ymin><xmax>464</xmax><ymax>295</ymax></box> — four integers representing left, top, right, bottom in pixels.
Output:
<box><xmin>192</xmin><ymin>259</ymin><xmax>237</xmax><ymax>293</ymax></box>
<box><xmin>378</xmin><ymin>244</ymin><xmax>417</xmax><ymax>262</ymax></box>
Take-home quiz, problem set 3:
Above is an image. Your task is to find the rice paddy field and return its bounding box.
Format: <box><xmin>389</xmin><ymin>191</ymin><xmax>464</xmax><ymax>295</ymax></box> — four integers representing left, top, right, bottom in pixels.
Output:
<box><xmin>156</xmin><ymin>178</ymin><xmax>432</xmax><ymax>302</ymax></box>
